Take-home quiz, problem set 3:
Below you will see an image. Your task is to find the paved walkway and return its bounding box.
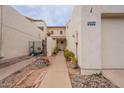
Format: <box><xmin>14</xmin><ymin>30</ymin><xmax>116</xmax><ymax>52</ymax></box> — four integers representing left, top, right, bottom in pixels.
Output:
<box><xmin>39</xmin><ymin>52</ymin><xmax>72</xmax><ymax>88</ymax></box>
<box><xmin>0</xmin><ymin>57</ymin><xmax>35</xmax><ymax>80</ymax></box>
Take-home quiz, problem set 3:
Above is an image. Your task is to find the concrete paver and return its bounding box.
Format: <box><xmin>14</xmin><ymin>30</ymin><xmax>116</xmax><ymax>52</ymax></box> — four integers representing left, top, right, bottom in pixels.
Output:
<box><xmin>103</xmin><ymin>70</ymin><xmax>124</xmax><ymax>88</ymax></box>
<box><xmin>0</xmin><ymin>57</ymin><xmax>35</xmax><ymax>80</ymax></box>
<box><xmin>39</xmin><ymin>52</ymin><xmax>72</xmax><ymax>88</ymax></box>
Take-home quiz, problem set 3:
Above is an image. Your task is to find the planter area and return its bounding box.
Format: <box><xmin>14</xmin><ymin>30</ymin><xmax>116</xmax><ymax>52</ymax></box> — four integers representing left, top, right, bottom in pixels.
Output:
<box><xmin>64</xmin><ymin>49</ymin><xmax>78</xmax><ymax>69</ymax></box>
<box><xmin>70</xmin><ymin>74</ymin><xmax>118</xmax><ymax>88</ymax></box>
<box><xmin>66</xmin><ymin>60</ymin><xmax>118</xmax><ymax>88</ymax></box>
<box><xmin>0</xmin><ymin>57</ymin><xmax>49</xmax><ymax>88</ymax></box>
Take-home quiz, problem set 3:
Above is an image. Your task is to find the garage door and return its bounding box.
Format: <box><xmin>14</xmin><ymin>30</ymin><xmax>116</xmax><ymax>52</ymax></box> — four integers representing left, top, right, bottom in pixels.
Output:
<box><xmin>102</xmin><ymin>18</ymin><xmax>124</xmax><ymax>69</ymax></box>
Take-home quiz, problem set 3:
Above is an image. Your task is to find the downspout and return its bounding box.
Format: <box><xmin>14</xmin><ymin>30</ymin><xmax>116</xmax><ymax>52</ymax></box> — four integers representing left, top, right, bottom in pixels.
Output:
<box><xmin>0</xmin><ymin>5</ymin><xmax>3</xmax><ymax>58</ymax></box>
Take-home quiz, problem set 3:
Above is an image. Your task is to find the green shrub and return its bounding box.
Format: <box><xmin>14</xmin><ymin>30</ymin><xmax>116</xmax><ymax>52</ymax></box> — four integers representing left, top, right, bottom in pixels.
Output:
<box><xmin>69</xmin><ymin>51</ymin><xmax>75</xmax><ymax>58</ymax></box>
<box><xmin>71</xmin><ymin>56</ymin><xmax>78</xmax><ymax>64</ymax></box>
<box><xmin>64</xmin><ymin>49</ymin><xmax>71</xmax><ymax>60</ymax></box>
<box><xmin>64</xmin><ymin>49</ymin><xmax>78</xmax><ymax>68</ymax></box>
<box><xmin>64</xmin><ymin>49</ymin><xmax>75</xmax><ymax>61</ymax></box>
<box><xmin>64</xmin><ymin>49</ymin><xmax>69</xmax><ymax>58</ymax></box>
<box><xmin>53</xmin><ymin>46</ymin><xmax>59</xmax><ymax>55</ymax></box>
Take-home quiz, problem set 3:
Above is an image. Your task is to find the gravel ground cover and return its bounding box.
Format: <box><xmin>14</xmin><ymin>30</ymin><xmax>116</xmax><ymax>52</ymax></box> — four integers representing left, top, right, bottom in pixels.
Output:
<box><xmin>66</xmin><ymin>61</ymin><xmax>118</xmax><ymax>88</ymax></box>
<box><xmin>0</xmin><ymin>57</ymin><xmax>48</xmax><ymax>88</ymax></box>
<box><xmin>70</xmin><ymin>73</ymin><xmax>118</xmax><ymax>88</ymax></box>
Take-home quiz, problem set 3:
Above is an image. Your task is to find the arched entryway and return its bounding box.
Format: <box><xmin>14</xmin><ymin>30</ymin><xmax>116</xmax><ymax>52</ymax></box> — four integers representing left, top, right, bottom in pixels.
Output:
<box><xmin>57</xmin><ymin>38</ymin><xmax>66</xmax><ymax>51</ymax></box>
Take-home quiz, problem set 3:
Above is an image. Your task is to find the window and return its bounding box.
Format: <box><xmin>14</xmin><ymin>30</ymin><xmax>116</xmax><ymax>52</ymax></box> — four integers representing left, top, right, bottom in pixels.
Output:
<box><xmin>51</xmin><ymin>31</ymin><xmax>54</xmax><ymax>34</ymax></box>
<box><xmin>60</xmin><ymin>31</ymin><xmax>63</xmax><ymax>35</ymax></box>
<box><xmin>61</xmin><ymin>41</ymin><xmax>64</xmax><ymax>44</ymax></box>
<box><xmin>38</xmin><ymin>26</ymin><xmax>44</xmax><ymax>31</ymax></box>
<box><xmin>53</xmin><ymin>38</ymin><xmax>55</xmax><ymax>40</ymax></box>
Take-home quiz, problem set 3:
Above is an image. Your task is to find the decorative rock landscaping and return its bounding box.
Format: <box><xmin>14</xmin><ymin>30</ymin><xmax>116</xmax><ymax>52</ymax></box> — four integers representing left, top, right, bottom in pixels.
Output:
<box><xmin>70</xmin><ymin>73</ymin><xmax>118</xmax><ymax>88</ymax></box>
<box><xmin>66</xmin><ymin>58</ymin><xmax>118</xmax><ymax>88</ymax></box>
<box><xmin>0</xmin><ymin>56</ymin><xmax>49</xmax><ymax>88</ymax></box>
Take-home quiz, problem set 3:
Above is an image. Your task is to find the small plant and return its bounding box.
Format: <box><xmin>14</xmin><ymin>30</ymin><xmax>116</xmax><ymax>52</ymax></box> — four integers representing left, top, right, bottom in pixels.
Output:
<box><xmin>53</xmin><ymin>46</ymin><xmax>59</xmax><ymax>55</ymax></box>
<box><xmin>64</xmin><ymin>49</ymin><xmax>75</xmax><ymax>61</ymax></box>
<box><xmin>71</xmin><ymin>56</ymin><xmax>78</xmax><ymax>69</ymax></box>
<box><xmin>64</xmin><ymin>49</ymin><xmax>78</xmax><ymax>68</ymax></box>
<box><xmin>92</xmin><ymin>72</ymin><xmax>103</xmax><ymax>78</ymax></box>
<box><xmin>47</xmin><ymin>32</ymin><xmax>51</xmax><ymax>36</ymax></box>
<box><xmin>71</xmin><ymin>56</ymin><xmax>78</xmax><ymax>65</ymax></box>
<box><xmin>64</xmin><ymin>49</ymin><xmax>69</xmax><ymax>60</ymax></box>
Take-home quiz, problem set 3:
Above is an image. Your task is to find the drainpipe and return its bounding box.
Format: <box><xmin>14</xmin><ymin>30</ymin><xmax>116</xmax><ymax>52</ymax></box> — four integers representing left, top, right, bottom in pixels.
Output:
<box><xmin>75</xmin><ymin>32</ymin><xmax>78</xmax><ymax>57</ymax></box>
<box><xmin>0</xmin><ymin>6</ymin><xmax>3</xmax><ymax>58</ymax></box>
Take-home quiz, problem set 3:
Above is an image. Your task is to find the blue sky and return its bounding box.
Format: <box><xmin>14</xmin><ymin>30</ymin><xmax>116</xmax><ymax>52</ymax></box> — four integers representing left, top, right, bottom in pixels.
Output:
<box><xmin>12</xmin><ymin>5</ymin><xmax>73</xmax><ymax>26</ymax></box>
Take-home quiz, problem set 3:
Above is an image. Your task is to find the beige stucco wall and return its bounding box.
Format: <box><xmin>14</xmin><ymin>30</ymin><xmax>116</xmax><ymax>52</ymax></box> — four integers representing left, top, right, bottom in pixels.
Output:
<box><xmin>80</xmin><ymin>6</ymin><xmax>102</xmax><ymax>74</ymax></box>
<box><xmin>32</xmin><ymin>21</ymin><xmax>47</xmax><ymax>40</ymax></box>
<box><xmin>66</xmin><ymin>6</ymin><xmax>82</xmax><ymax>58</ymax></box>
<box><xmin>47</xmin><ymin>27</ymin><xmax>66</xmax><ymax>38</ymax></box>
<box><xmin>47</xmin><ymin>37</ymin><xmax>56</xmax><ymax>56</ymax></box>
<box><xmin>47</xmin><ymin>27</ymin><xmax>66</xmax><ymax>56</ymax></box>
<box><xmin>67</xmin><ymin>5</ymin><xmax>124</xmax><ymax>75</ymax></box>
<box><xmin>0</xmin><ymin>6</ymin><xmax>43</xmax><ymax>60</ymax></box>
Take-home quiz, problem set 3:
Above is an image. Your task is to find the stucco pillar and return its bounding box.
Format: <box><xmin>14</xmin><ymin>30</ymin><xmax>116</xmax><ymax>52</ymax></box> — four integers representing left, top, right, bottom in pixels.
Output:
<box><xmin>79</xmin><ymin>6</ymin><xmax>102</xmax><ymax>75</ymax></box>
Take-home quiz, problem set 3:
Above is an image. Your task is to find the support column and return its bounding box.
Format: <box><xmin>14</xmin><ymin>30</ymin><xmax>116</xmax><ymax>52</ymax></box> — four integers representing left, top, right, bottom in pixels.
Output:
<box><xmin>79</xmin><ymin>6</ymin><xmax>102</xmax><ymax>75</ymax></box>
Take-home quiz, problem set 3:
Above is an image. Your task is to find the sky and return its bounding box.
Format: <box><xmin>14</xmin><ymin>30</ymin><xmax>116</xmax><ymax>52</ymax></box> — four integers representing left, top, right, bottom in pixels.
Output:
<box><xmin>12</xmin><ymin>5</ymin><xmax>73</xmax><ymax>26</ymax></box>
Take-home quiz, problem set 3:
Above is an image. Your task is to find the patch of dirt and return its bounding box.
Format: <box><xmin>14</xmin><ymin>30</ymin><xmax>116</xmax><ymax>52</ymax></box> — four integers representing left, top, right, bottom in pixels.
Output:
<box><xmin>0</xmin><ymin>56</ymin><xmax>49</xmax><ymax>88</ymax></box>
<box><xmin>66</xmin><ymin>61</ymin><xmax>80</xmax><ymax>75</ymax></box>
<box><xmin>15</xmin><ymin>68</ymin><xmax>47</xmax><ymax>88</ymax></box>
<box><xmin>0</xmin><ymin>56</ymin><xmax>32</xmax><ymax>69</ymax></box>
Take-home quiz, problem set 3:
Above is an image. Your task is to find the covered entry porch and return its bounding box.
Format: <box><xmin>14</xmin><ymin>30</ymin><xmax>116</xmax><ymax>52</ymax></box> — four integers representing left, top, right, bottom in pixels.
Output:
<box><xmin>56</xmin><ymin>38</ymin><xmax>66</xmax><ymax>51</ymax></box>
<box><xmin>51</xmin><ymin>36</ymin><xmax>66</xmax><ymax>51</ymax></box>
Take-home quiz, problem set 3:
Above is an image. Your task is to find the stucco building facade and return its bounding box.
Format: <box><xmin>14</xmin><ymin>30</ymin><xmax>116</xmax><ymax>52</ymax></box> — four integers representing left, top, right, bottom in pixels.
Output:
<box><xmin>66</xmin><ymin>5</ymin><xmax>124</xmax><ymax>75</ymax></box>
<box><xmin>1</xmin><ymin>5</ymin><xmax>124</xmax><ymax>87</ymax></box>
<box><xmin>47</xmin><ymin>26</ymin><xmax>66</xmax><ymax>56</ymax></box>
<box><xmin>26</xmin><ymin>16</ymin><xmax>47</xmax><ymax>40</ymax></box>
<box><xmin>0</xmin><ymin>6</ymin><xmax>46</xmax><ymax>60</ymax></box>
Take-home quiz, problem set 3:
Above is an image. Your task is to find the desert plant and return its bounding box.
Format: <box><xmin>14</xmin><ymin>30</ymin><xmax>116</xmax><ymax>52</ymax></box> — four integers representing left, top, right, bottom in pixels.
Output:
<box><xmin>71</xmin><ymin>56</ymin><xmax>78</xmax><ymax>65</ymax></box>
<box><xmin>64</xmin><ymin>49</ymin><xmax>75</xmax><ymax>61</ymax></box>
<box><xmin>69</xmin><ymin>51</ymin><xmax>75</xmax><ymax>58</ymax></box>
<box><xmin>70</xmin><ymin>56</ymin><xmax>78</xmax><ymax>69</ymax></box>
<box><xmin>64</xmin><ymin>49</ymin><xmax>69</xmax><ymax>58</ymax></box>
<box><xmin>47</xmin><ymin>32</ymin><xmax>51</xmax><ymax>36</ymax></box>
<box><xmin>64</xmin><ymin>49</ymin><xmax>78</xmax><ymax>68</ymax></box>
<box><xmin>92</xmin><ymin>72</ymin><xmax>104</xmax><ymax>78</ymax></box>
<box><xmin>64</xmin><ymin>49</ymin><xmax>72</xmax><ymax>60</ymax></box>
<box><xmin>53</xmin><ymin>46</ymin><xmax>59</xmax><ymax>55</ymax></box>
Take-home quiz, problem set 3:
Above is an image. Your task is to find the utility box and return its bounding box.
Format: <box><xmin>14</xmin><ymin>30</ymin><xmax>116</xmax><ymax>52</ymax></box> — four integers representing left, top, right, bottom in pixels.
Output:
<box><xmin>29</xmin><ymin>41</ymin><xmax>42</xmax><ymax>56</ymax></box>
